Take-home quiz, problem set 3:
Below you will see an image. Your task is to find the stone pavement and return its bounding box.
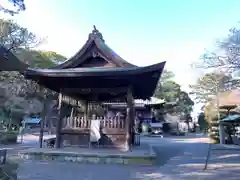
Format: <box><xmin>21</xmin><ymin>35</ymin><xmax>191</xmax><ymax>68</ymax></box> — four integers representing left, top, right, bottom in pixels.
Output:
<box><xmin>5</xmin><ymin>134</ymin><xmax>240</xmax><ymax>179</ymax></box>
<box><xmin>18</xmin><ymin>161</ymin><xmax>162</xmax><ymax>180</ymax></box>
<box><xmin>152</xmin><ymin>135</ymin><xmax>240</xmax><ymax>180</ymax></box>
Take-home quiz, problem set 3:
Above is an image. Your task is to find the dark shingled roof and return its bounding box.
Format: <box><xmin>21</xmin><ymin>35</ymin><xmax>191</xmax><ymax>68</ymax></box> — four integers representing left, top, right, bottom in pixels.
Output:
<box><xmin>53</xmin><ymin>26</ymin><xmax>137</xmax><ymax>69</ymax></box>
<box><xmin>24</xmin><ymin>61</ymin><xmax>166</xmax><ymax>101</ymax></box>
<box><xmin>23</xmin><ymin>26</ymin><xmax>166</xmax><ymax>101</ymax></box>
<box><xmin>0</xmin><ymin>46</ymin><xmax>28</xmax><ymax>71</ymax></box>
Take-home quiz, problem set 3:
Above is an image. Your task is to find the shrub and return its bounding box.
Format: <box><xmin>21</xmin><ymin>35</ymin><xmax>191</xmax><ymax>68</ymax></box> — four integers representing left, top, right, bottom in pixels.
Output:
<box><xmin>0</xmin><ymin>131</ymin><xmax>18</xmax><ymax>144</ymax></box>
<box><xmin>209</xmin><ymin>119</ymin><xmax>220</xmax><ymax>144</ymax></box>
<box><xmin>0</xmin><ymin>162</ymin><xmax>18</xmax><ymax>180</ymax></box>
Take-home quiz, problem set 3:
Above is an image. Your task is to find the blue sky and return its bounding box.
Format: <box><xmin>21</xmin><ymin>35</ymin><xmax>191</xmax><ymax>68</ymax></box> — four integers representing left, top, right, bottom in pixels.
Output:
<box><xmin>2</xmin><ymin>0</ymin><xmax>240</xmax><ymax>114</ymax></box>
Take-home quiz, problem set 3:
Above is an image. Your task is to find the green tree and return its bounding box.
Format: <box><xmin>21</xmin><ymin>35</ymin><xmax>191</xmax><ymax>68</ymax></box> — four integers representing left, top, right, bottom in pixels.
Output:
<box><xmin>155</xmin><ymin>70</ymin><xmax>194</xmax><ymax>115</ymax></box>
<box><xmin>0</xmin><ymin>19</ymin><xmax>41</xmax><ymax>51</ymax></box>
<box><xmin>0</xmin><ymin>19</ymin><xmax>66</xmax><ymax>127</ymax></box>
<box><xmin>0</xmin><ymin>18</ymin><xmax>64</xmax><ymax>98</ymax></box>
<box><xmin>156</xmin><ymin>80</ymin><xmax>180</xmax><ymax>102</ymax></box>
<box><xmin>176</xmin><ymin>91</ymin><xmax>194</xmax><ymax>114</ymax></box>
<box><xmin>190</xmin><ymin>71</ymin><xmax>239</xmax><ymax>104</ymax></box>
<box><xmin>155</xmin><ymin>70</ymin><xmax>179</xmax><ymax>101</ymax></box>
<box><xmin>197</xmin><ymin>112</ymin><xmax>208</xmax><ymax>131</ymax></box>
<box><xmin>159</xmin><ymin>70</ymin><xmax>175</xmax><ymax>83</ymax></box>
<box><xmin>37</xmin><ymin>51</ymin><xmax>67</xmax><ymax>65</ymax></box>
<box><xmin>15</xmin><ymin>49</ymin><xmax>67</xmax><ymax>68</ymax></box>
<box><xmin>0</xmin><ymin>18</ymin><xmax>55</xmax><ymax>101</ymax></box>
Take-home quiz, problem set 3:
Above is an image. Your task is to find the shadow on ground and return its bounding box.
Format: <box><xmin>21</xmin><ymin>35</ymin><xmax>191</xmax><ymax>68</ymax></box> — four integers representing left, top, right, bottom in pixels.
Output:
<box><xmin>147</xmin><ymin>135</ymin><xmax>240</xmax><ymax>179</ymax></box>
<box><xmin>150</xmin><ymin>136</ymin><xmax>209</xmax><ymax>166</ymax></box>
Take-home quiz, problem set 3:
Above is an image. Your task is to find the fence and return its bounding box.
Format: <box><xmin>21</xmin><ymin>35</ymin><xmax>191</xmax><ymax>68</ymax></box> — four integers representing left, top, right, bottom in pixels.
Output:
<box><xmin>63</xmin><ymin>116</ymin><xmax>126</xmax><ymax>129</ymax></box>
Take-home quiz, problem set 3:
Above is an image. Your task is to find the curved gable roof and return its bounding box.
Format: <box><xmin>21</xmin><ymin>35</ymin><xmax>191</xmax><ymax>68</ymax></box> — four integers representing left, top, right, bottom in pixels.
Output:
<box><xmin>24</xmin><ymin>61</ymin><xmax>166</xmax><ymax>101</ymax></box>
<box><xmin>53</xmin><ymin>26</ymin><xmax>137</xmax><ymax>69</ymax></box>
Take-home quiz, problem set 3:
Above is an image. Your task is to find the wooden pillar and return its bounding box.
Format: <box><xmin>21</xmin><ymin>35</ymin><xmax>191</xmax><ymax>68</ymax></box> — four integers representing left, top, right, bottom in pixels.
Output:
<box><xmin>132</xmin><ymin>101</ymin><xmax>135</xmax><ymax>144</ymax></box>
<box><xmin>39</xmin><ymin>114</ymin><xmax>44</xmax><ymax>148</ymax></box>
<box><xmin>70</xmin><ymin>107</ymin><xmax>74</xmax><ymax>127</ymax></box>
<box><xmin>39</xmin><ymin>86</ymin><xmax>45</xmax><ymax>148</ymax></box>
<box><xmin>126</xmin><ymin>87</ymin><xmax>134</xmax><ymax>151</ymax></box>
<box><xmin>219</xmin><ymin>123</ymin><xmax>225</xmax><ymax>144</ymax></box>
<box><xmin>83</xmin><ymin>101</ymin><xmax>89</xmax><ymax>147</ymax></box>
<box><xmin>70</xmin><ymin>107</ymin><xmax>74</xmax><ymax>118</ymax></box>
<box><xmin>83</xmin><ymin>101</ymin><xmax>88</xmax><ymax>122</ymax></box>
<box><xmin>56</xmin><ymin>92</ymin><xmax>63</xmax><ymax>148</ymax></box>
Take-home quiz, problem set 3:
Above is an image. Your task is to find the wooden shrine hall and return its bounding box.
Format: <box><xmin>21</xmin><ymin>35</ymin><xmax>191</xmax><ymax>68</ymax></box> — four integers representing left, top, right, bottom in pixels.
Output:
<box><xmin>24</xmin><ymin>26</ymin><xmax>166</xmax><ymax>151</ymax></box>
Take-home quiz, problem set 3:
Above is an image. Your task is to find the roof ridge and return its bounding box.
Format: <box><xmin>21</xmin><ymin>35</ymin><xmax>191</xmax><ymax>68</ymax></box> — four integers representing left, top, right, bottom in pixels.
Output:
<box><xmin>53</xmin><ymin>26</ymin><xmax>137</xmax><ymax>69</ymax></box>
<box><xmin>88</xmin><ymin>25</ymin><xmax>105</xmax><ymax>42</ymax></box>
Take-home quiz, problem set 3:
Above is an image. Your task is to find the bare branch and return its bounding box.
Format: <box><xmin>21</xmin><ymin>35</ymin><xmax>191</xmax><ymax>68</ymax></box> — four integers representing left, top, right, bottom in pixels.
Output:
<box><xmin>0</xmin><ymin>0</ymin><xmax>25</xmax><ymax>15</ymax></box>
<box><xmin>0</xmin><ymin>19</ymin><xmax>45</xmax><ymax>53</ymax></box>
<box><xmin>193</xmin><ymin>24</ymin><xmax>240</xmax><ymax>73</ymax></box>
<box><xmin>189</xmin><ymin>72</ymin><xmax>239</xmax><ymax>103</ymax></box>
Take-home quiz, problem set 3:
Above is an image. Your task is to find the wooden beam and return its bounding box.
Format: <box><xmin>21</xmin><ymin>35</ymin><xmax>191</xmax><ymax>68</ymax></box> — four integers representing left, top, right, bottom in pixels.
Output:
<box><xmin>56</xmin><ymin>91</ymin><xmax>63</xmax><ymax>148</ymax></box>
<box><xmin>64</xmin><ymin>87</ymin><xmax>128</xmax><ymax>94</ymax></box>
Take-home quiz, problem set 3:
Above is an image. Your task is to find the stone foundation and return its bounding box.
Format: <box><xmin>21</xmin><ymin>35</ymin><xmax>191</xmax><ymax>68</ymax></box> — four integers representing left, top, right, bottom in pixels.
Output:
<box><xmin>18</xmin><ymin>147</ymin><xmax>156</xmax><ymax>165</ymax></box>
<box><xmin>61</xmin><ymin>133</ymin><xmax>127</xmax><ymax>150</ymax></box>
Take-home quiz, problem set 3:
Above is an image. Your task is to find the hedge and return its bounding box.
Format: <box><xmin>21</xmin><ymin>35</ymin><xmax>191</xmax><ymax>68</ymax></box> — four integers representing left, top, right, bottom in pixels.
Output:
<box><xmin>0</xmin><ymin>162</ymin><xmax>18</xmax><ymax>180</ymax></box>
<box><xmin>0</xmin><ymin>131</ymin><xmax>18</xmax><ymax>144</ymax></box>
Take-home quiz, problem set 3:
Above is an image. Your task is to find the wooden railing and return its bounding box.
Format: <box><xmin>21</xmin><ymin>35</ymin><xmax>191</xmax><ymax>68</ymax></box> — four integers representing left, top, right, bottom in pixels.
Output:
<box><xmin>63</xmin><ymin>116</ymin><xmax>125</xmax><ymax>129</ymax></box>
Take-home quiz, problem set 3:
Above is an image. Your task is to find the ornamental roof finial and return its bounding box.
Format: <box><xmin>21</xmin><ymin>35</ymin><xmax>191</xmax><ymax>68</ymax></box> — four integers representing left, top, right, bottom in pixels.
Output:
<box><xmin>88</xmin><ymin>25</ymin><xmax>104</xmax><ymax>42</ymax></box>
